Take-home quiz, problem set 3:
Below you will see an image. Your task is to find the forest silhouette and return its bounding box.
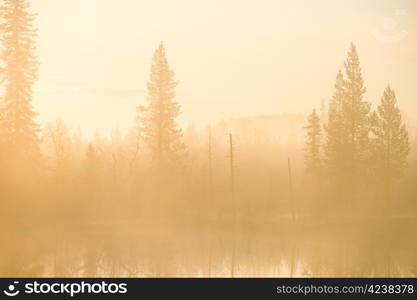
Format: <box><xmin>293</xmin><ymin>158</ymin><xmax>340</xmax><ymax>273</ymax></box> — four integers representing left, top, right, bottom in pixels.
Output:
<box><xmin>0</xmin><ymin>0</ymin><xmax>417</xmax><ymax>277</ymax></box>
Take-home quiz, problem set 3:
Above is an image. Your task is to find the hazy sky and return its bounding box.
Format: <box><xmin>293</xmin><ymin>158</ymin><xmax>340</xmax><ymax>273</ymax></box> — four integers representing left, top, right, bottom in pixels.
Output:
<box><xmin>31</xmin><ymin>0</ymin><xmax>417</xmax><ymax>137</ymax></box>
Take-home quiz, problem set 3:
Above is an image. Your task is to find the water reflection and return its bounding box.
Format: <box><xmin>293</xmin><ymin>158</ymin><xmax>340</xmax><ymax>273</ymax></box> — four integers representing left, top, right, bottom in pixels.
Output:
<box><xmin>2</xmin><ymin>216</ymin><xmax>416</xmax><ymax>277</ymax></box>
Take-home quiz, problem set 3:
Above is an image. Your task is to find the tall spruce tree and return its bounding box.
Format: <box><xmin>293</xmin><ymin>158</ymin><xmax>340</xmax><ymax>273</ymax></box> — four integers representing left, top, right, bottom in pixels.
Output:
<box><xmin>324</xmin><ymin>70</ymin><xmax>346</xmax><ymax>180</ymax></box>
<box><xmin>370</xmin><ymin>86</ymin><xmax>410</xmax><ymax>201</ymax></box>
<box><xmin>323</xmin><ymin>44</ymin><xmax>371</xmax><ymax>208</ymax></box>
<box><xmin>304</xmin><ymin>109</ymin><xmax>322</xmax><ymax>178</ymax></box>
<box><xmin>0</xmin><ymin>0</ymin><xmax>40</xmax><ymax>162</ymax></box>
<box><xmin>341</xmin><ymin>43</ymin><xmax>370</xmax><ymax>184</ymax></box>
<box><xmin>137</xmin><ymin>42</ymin><xmax>185</xmax><ymax>170</ymax></box>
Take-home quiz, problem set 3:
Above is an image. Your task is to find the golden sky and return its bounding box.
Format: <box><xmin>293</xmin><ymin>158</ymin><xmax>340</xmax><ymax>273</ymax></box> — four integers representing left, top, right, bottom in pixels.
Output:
<box><xmin>31</xmin><ymin>0</ymin><xmax>417</xmax><ymax>137</ymax></box>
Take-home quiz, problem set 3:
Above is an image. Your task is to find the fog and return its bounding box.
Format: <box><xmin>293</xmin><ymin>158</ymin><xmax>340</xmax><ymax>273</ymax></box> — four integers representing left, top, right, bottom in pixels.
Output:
<box><xmin>0</xmin><ymin>0</ymin><xmax>417</xmax><ymax>277</ymax></box>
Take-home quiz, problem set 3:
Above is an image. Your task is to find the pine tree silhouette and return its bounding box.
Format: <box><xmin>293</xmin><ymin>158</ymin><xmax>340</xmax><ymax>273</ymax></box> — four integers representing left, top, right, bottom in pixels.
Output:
<box><xmin>137</xmin><ymin>42</ymin><xmax>186</xmax><ymax>171</ymax></box>
<box><xmin>304</xmin><ymin>109</ymin><xmax>322</xmax><ymax>178</ymax></box>
<box><xmin>324</xmin><ymin>44</ymin><xmax>371</xmax><ymax>208</ymax></box>
<box><xmin>342</xmin><ymin>43</ymin><xmax>370</xmax><ymax>189</ymax></box>
<box><xmin>0</xmin><ymin>0</ymin><xmax>40</xmax><ymax>163</ymax></box>
<box><xmin>324</xmin><ymin>71</ymin><xmax>346</xmax><ymax>191</ymax></box>
<box><xmin>370</xmin><ymin>86</ymin><xmax>410</xmax><ymax>204</ymax></box>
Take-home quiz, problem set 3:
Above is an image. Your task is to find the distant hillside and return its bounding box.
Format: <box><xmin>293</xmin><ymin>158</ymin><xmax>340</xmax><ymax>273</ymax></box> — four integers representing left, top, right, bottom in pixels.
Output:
<box><xmin>215</xmin><ymin>114</ymin><xmax>308</xmax><ymax>145</ymax></box>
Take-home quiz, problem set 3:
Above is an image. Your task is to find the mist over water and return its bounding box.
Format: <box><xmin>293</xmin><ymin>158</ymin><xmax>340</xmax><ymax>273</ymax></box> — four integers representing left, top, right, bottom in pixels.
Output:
<box><xmin>1</xmin><ymin>0</ymin><xmax>417</xmax><ymax>278</ymax></box>
<box><xmin>2</xmin><ymin>117</ymin><xmax>417</xmax><ymax>277</ymax></box>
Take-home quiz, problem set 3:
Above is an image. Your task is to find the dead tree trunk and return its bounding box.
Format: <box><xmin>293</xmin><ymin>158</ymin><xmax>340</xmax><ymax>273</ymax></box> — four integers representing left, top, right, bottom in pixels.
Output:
<box><xmin>287</xmin><ymin>157</ymin><xmax>298</xmax><ymax>277</ymax></box>
<box><xmin>229</xmin><ymin>134</ymin><xmax>235</xmax><ymax>195</ymax></box>
<box><xmin>229</xmin><ymin>133</ymin><xmax>237</xmax><ymax>277</ymax></box>
<box><xmin>207</xmin><ymin>127</ymin><xmax>213</xmax><ymax>277</ymax></box>
<box><xmin>208</xmin><ymin>127</ymin><xmax>213</xmax><ymax>197</ymax></box>
<box><xmin>288</xmin><ymin>157</ymin><xmax>296</xmax><ymax>222</ymax></box>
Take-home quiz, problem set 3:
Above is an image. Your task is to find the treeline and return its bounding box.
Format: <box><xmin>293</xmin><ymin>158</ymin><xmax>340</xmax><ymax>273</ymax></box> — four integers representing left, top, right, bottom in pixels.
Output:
<box><xmin>0</xmin><ymin>0</ymin><xmax>416</xmax><ymax>229</ymax></box>
<box><xmin>0</xmin><ymin>0</ymin><xmax>416</xmax><ymax>223</ymax></box>
<box><xmin>304</xmin><ymin>44</ymin><xmax>414</xmax><ymax>215</ymax></box>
